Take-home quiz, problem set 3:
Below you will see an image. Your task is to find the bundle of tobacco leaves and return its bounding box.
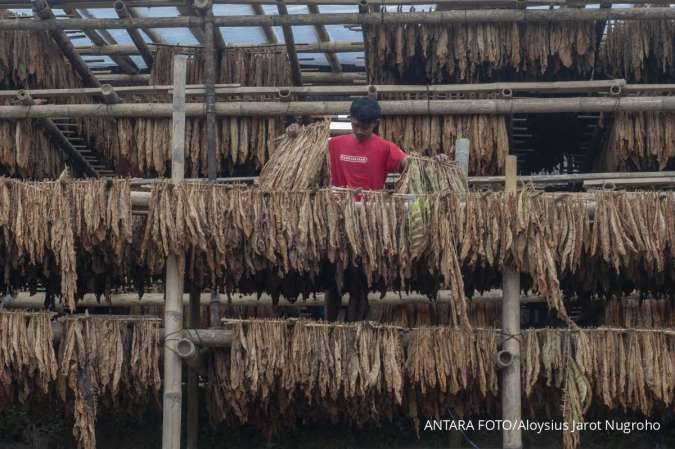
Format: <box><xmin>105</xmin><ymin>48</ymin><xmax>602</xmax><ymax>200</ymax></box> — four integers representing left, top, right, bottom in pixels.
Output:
<box><xmin>258</xmin><ymin>120</ymin><xmax>331</xmax><ymax>191</ymax></box>
<box><xmin>601</xmin><ymin>112</ymin><xmax>675</xmax><ymax>171</ymax></box>
<box><xmin>366</xmin><ymin>19</ymin><xmax>596</xmax><ymax>83</ymax></box>
<box><xmin>600</xmin><ymin>20</ymin><xmax>674</xmax><ymax>82</ymax></box>
<box><xmin>379</xmin><ymin>115</ymin><xmax>509</xmax><ymax>176</ymax></box>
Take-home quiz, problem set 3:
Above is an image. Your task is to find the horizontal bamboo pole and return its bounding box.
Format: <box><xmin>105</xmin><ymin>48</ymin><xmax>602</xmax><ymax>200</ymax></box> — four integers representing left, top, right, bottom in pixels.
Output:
<box><xmin>94</xmin><ymin>72</ymin><xmax>367</xmax><ymax>84</ymax></box>
<box><xmin>75</xmin><ymin>41</ymin><xmax>365</xmax><ymax>56</ymax></box>
<box><xmin>4</xmin><ymin>80</ymin><xmax>651</xmax><ymax>99</ymax></box>
<box><xmin>2</xmin><ymin>0</ymin><xmax>670</xmax><ymax>8</ymax></box>
<box><xmin>2</xmin><ymin>96</ymin><xmax>675</xmax><ymax>119</ymax></box>
<box><xmin>7</xmin><ymin>290</ymin><xmax>547</xmax><ymax>309</ymax></box>
<box><xmin>1</xmin><ymin>8</ymin><xmax>674</xmax><ymax>31</ymax></box>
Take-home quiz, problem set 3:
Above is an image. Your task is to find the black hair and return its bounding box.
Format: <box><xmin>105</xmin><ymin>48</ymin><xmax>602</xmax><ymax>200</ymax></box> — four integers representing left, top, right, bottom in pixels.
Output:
<box><xmin>350</xmin><ymin>97</ymin><xmax>381</xmax><ymax>124</ymax></box>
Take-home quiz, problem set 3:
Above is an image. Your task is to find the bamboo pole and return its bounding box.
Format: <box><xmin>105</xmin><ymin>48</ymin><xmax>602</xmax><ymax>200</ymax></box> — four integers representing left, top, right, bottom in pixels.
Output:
<box><xmin>114</xmin><ymin>0</ymin><xmax>154</xmax><ymax>68</ymax></box>
<box><xmin>3</xmin><ymin>0</ymin><xmax>671</xmax><ymax>7</ymax></box>
<box><xmin>203</xmin><ymin>9</ymin><xmax>218</xmax><ymax>180</ymax></box>
<box><xmin>251</xmin><ymin>4</ymin><xmax>278</xmax><ymax>44</ymax></box>
<box><xmin>302</xmin><ymin>72</ymin><xmax>366</xmax><ymax>83</ymax></box>
<box><xmin>65</xmin><ymin>7</ymin><xmax>139</xmax><ymax>75</ymax></box>
<box><xmin>7</xmin><ymin>80</ymin><xmax>664</xmax><ymax>99</ymax></box>
<box><xmin>186</xmin><ymin>285</ymin><xmax>200</xmax><ymax>449</ymax></box>
<box><xmin>75</xmin><ymin>40</ymin><xmax>363</xmax><ymax>56</ymax></box>
<box><xmin>276</xmin><ymin>0</ymin><xmax>304</xmax><ymax>87</ymax></box>
<box><xmin>501</xmin><ymin>155</ymin><xmax>522</xmax><ymax>449</ymax></box>
<box><xmin>162</xmin><ymin>54</ymin><xmax>187</xmax><ymax>449</ymax></box>
<box><xmin>307</xmin><ymin>3</ymin><xmax>342</xmax><ymax>73</ymax></box>
<box><xmin>93</xmin><ymin>71</ymin><xmax>366</xmax><ymax>84</ymax></box>
<box><xmin>2</xmin><ymin>96</ymin><xmax>675</xmax><ymax>119</ymax></box>
<box><xmin>3</xmin><ymin>8</ymin><xmax>674</xmax><ymax>31</ymax></box>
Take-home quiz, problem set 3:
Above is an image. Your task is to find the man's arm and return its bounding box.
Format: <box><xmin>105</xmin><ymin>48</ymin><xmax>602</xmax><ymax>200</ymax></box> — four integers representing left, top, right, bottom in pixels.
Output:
<box><xmin>399</xmin><ymin>155</ymin><xmax>409</xmax><ymax>172</ymax></box>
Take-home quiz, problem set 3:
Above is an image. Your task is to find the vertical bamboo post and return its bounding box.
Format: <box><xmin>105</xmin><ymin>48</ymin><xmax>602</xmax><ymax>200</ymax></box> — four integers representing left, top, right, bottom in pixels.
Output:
<box><xmin>449</xmin><ymin>137</ymin><xmax>470</xmax><ymax>449</ymax></box>
<box><xmin>455</xmin><ymin>138</ymin><xmax>470</xmax><ymax>177</ymax></box>
<box><xmin>186</xmin><ymin>284</ymin><xmax>201</xmax><ymax>449</ymax></box>
<box><xmin>502</xmin><ymin>155</ymin><xmax>522</xmax><ymax>449</ymax></box>
<box><xmin>203</xmin><ymin>6</ymin><xmax>218</xmax><ymax>181</ymax></box>
<box><xmin>210</xmin><ymin>288</ymin><xmax>220</xmax><ymax>328</ymax></box>
<box><xmin>162</xmin><ymin>54</ymin><xmax>187</xmax><ymax>449</ymax></box>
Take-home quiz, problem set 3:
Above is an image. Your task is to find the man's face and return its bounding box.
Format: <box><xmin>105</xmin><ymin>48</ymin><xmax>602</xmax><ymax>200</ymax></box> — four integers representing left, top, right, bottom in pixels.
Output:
<box><xmin>351</xmin><ymin>119</ymin><xmax>377</xmax><ymax>142</ymax></box>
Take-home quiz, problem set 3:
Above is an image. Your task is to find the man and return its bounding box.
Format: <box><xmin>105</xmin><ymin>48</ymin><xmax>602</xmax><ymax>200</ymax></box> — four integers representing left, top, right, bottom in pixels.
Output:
<box><xmin>287</xmin><ymin>98</ymin><xmax>412</xmax><ymax>322</ymax></box>
<box><xmin>288</xmin><ymin>97</ymin><xmax>408</xmax><ymax>190</ymax></box>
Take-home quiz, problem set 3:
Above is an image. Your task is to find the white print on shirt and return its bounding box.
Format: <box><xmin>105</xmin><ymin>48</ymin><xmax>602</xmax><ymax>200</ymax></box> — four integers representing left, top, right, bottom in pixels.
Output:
<box><xmin>339</xmin><ymin>154</ymin><xmax>368</xmax><ymax>164</ymax></box>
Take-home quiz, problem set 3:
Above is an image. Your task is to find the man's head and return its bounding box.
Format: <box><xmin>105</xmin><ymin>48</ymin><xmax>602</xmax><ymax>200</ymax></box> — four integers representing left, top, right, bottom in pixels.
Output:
<box><xmin>350</xmin><ymin>97</ymin><xmax>380</xmax><ymax>142</ymax></box>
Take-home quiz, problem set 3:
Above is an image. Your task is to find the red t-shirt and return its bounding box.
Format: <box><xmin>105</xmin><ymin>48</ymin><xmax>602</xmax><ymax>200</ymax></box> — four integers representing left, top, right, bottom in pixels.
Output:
<box><xmin>328</xmin><ymin>134</ymin><xmax>407</xmax><ymax>190</ymax></box>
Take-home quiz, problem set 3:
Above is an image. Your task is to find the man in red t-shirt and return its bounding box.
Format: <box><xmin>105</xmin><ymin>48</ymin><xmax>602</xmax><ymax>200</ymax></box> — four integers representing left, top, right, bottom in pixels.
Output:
<box><xmin>287</xmin><ymin>98</ymin><xmax>409</xmax><ymax>190</ymax></box>
<box><xmin>328</xmin><ymin>98</ymin><xmax>408</xmax><ymax>190</ymax></box>
<box><xmin>287</xmin><ymin>98</ymin><xmax>411</xmax><ymax>322</ymax></box>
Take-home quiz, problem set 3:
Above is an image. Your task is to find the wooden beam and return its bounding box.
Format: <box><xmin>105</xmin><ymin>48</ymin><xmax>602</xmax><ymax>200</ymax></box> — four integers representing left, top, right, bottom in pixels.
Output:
<box><xmin>3</xmin><ymin>96</ymin><xmax>675</xmax><ymax>119</ymax></box>
<box><xmin>33</xmin><ymin>0</ymin><xmax>121</xmax><ymax>104</ymax></box>
<box><xmin>251</xmin><ymin>4</ymin><xmax>278</xmax><ymax>44</ymax></box>
<box><xmin>307</xmin><ymin>4</ymin><xmax>341</xmax><ymax>73</ymax></box>
<box><xmin>3</xmin><ymin>8</ymin><xmax>674</xmax><ymax>31</ymax></box>
<box><xmin>114</xmin><ymin>0</ymin><xmax>154</xmax><ymax>68</ymax></box>
<box><xmin>64</xmin><ymin>7</ymin><xmax>139</xmax><ymax>75</ymax></box>
<box><xmin>276</xmin><ymin>0</ymin><xmax>303</xmax><ymax>86</ymax></box>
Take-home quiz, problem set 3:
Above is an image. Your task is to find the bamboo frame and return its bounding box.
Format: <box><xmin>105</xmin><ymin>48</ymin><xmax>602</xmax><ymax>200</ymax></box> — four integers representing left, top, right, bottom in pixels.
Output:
<box><xmin>2</xmin><ymin>8</ymin><xmax>674</xmax><ymax>31</ymax></box>
<box><xmin>2</xmin><ymin>96</ymin><xmax>674</xmax><ymax>119</ymax></box>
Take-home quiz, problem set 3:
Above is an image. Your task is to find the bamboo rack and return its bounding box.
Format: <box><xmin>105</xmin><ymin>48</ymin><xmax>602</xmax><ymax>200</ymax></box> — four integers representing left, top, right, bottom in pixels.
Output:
<box><xmin>1</xmin><ymin>8</ymin><xmax>674</xmax><ymax>31</ymax></box>
<box><xmin>1</xmin><ymin>97</ymin><xmax>674</xmax><ymax>119</ymax></box>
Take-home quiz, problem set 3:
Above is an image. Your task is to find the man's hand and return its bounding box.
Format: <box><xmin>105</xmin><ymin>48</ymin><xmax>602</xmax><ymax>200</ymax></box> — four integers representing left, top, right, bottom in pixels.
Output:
<box><xmin>286</xmin><ymin>123</ymin><xmax>301</xmax><ymax>138</ymax></box>
<box><xmin>434</xmin><ymin>153</ymin><xmax>450</xmax><ymax>163</ymax></box>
